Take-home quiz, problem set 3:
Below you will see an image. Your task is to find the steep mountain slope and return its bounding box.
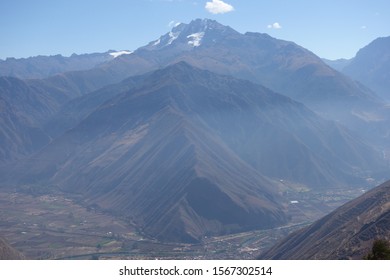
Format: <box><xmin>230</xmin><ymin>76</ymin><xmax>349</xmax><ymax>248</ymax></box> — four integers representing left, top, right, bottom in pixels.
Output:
<box><xmin>0</xmin><ymin>76</ymin><xmax>72</xmax><ymax>163</ymax></box>
<box><xmin>4</xmin><ymin>63</ymin><xmax>386</xmax><ymax>242</ymax></box>
<box><xmin>43</xmin><ymin>74</ymin><xmax>146</xmax><ymax>138</ymax></box>
<box><xmin>0</xmin><ymin>77</ymin><xmax>70</xmax><ymax>125</ymax></box>
<box><xmin>342</xmin><ymin>36</ymin><xmax>390</xmax><ymax>101</ymax></box>
<box><xmin>0</xmin><ymin>95</ymin><xmax>49</xmax><ymax>163</ymax></box>
<box><xmin>0</xmin><ymin>51</ymin><xmax>130</xmax><ymax>79</ymax></box>
<box><xmin>0</xmin><ymin>237</ymin><xmax>24</xmax><ymax>260</ymax></box>
<box><xmin>261</xmin><ymin>180</ymin><xmax>390</xmax><ymax>259</ymax></box>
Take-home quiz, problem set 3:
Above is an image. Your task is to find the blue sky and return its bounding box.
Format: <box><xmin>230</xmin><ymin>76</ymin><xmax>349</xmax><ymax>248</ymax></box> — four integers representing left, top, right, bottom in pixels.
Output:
<box><xmin>1</xmin><ymin>0</ymin><xmax>389</xmax><ymax>60</ymax></box>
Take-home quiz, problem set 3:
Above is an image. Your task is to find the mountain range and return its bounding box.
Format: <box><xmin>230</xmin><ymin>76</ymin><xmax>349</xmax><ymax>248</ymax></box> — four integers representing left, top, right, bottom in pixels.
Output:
<box><xmin>2</xmin><ymin>19</ymin><xmax>389</xmax><ymax>161</ymax></box>
<box><xmin>1</xmin><ymin>18</ymin><xmax>389</xmax><ymax>245</ymax></box>
<box><xmin>50</xmin><ymin>20</ymin><xmax>390</xmax><ymax>146</ymax></box>
<box><xmin>0</xmin><ymin>51</ymin><xmax>132</xmax><ymax>79</ymax></box>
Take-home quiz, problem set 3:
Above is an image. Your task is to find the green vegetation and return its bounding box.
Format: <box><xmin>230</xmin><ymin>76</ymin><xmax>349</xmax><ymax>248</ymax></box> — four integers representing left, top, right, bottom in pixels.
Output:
<box><xmin>364</xmin><ymin>239</ymin><xmax>390</xmax><ymax>260</ymax></box>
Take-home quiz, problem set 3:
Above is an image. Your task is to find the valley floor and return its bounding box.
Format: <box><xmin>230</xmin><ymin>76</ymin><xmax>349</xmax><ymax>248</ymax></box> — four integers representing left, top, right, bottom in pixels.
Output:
<box><xmin>0</xmin><ymin>186</ymin><xmax>372</xmax><ymax>260</ymax></box>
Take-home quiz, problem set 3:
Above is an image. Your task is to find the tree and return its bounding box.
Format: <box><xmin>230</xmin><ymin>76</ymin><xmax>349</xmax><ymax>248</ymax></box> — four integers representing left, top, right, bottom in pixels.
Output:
<box><xmin>364</xmin><ymin>239</ymin><xmax>390</xmax><ymax>260</ymax></box>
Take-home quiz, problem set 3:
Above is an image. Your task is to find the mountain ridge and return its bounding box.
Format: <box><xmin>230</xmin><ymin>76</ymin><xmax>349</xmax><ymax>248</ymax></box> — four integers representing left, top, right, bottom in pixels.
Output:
<box><xmin>0</xmin><ymin>51</ymin><xmax>131</xmax><ymax>79</ymax></box>
<box><xmin>342</xmin><ymin>36</ymin><xmax>390</xmax><ymax>101</ymax></box>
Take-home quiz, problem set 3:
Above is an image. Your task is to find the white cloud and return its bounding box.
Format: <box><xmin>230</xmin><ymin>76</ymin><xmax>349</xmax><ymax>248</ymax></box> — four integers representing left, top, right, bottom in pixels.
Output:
<box><xmin>361</xmin><ymin>25</ymin><xmax>367</xmax><ymax>29</ymax></box>
<box><xmin>205</xmin><ymin>0</ymin><xmax>234</xmax><ymax>14</ymax></box>
<box><xmin>267</xmin><ymin>22</ymin><xmax>282</xmax><ymax>29</ymax></box>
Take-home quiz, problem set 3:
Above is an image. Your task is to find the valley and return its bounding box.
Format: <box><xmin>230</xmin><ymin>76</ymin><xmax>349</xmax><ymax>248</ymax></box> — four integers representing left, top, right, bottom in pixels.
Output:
<box><xmin>0</xmin><ymin>185</ymin><xmax>370</xmax><ymax>259</ymax></box>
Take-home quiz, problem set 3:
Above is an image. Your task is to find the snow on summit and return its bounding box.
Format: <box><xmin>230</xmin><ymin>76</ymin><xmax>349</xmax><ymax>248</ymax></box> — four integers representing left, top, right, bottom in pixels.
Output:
<box><xmin>187</xmin><ymin>32</ymin><xmax>205</xmax><ymax>47</ymax></box>
<box><xmin>109</xmin><ymin>50</ymin><xmax>133</xmax><ymax>58</ymax></box>
<box><xmin>145</xmin><ymin>19</ymin><xmax>228</xmax><ymax>49</ymax></box>
<box><xmin>153</xmin><ymin>38</ymin><xmax>161</xmax><ymax>46</ymax></box>
<box><xmin>168</xmin><ymin>31</ymin><xmax>180</xmax><ymax>45</ymax></box>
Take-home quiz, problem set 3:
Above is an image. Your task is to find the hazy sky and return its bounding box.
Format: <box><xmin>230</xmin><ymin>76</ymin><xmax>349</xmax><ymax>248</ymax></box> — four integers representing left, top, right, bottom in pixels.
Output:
<box><xmin>1</xmin><ymin>0</ymin><xmax>389</xmax><ymax>60</ymax></box>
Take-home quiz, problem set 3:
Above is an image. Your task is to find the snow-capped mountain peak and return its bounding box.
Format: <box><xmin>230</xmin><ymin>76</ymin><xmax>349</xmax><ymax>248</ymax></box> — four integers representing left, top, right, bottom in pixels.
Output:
<box><xmin>143</xmin><ymin>18</ymin><xmax>239</xmax><ymax>50</ymax></box>
<box><xmin>148</xmin><ymin>23</ymin><xmax>186</xmax><ymax>48</ymax></box>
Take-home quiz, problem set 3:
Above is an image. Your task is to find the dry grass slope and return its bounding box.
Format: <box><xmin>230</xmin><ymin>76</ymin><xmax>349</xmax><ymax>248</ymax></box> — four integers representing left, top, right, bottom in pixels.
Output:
<box><xmin>0</xmin><ymin>237</ymin><xmax>24</xmax><ymax>260</ymax></box>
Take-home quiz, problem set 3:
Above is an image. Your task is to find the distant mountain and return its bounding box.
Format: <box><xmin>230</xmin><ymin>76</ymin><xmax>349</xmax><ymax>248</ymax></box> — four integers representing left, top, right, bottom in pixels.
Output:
<box><xmin>0</xmin><ymin>51</ymin><xmax>131</xmax><ymax>79</ymax></box>
<box><xmin>0</xmin><ymin>236</ymin><xmax>24</xmax><ymax>260</ymax></box>
<box><xmin>322</xmin><ymin>58</ymin><xmax>351</xmax><ymax>71</ymax></box>
<box><xmin>261</xmin><ymin>180</ymin><xmax>390</xmax><ymax>259</ymax></box>
<box><xmin>138</xmin><ymin>19</ymin><xmax>384</xmax><ymax>123</ymax></box>
<box><xmin>4</xmin><ymin>63</ymin><xmax>386</xmax><ymax>242</ymax></box>
<box><xmin>141</xmin><ymin>18</ymin><xmax>240</xmax><ymax>53</ymax></box>
<box><xmin>342</xmin><ymin>36</ymin><xmax>390</xmax><ymax>101</ymax></box>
